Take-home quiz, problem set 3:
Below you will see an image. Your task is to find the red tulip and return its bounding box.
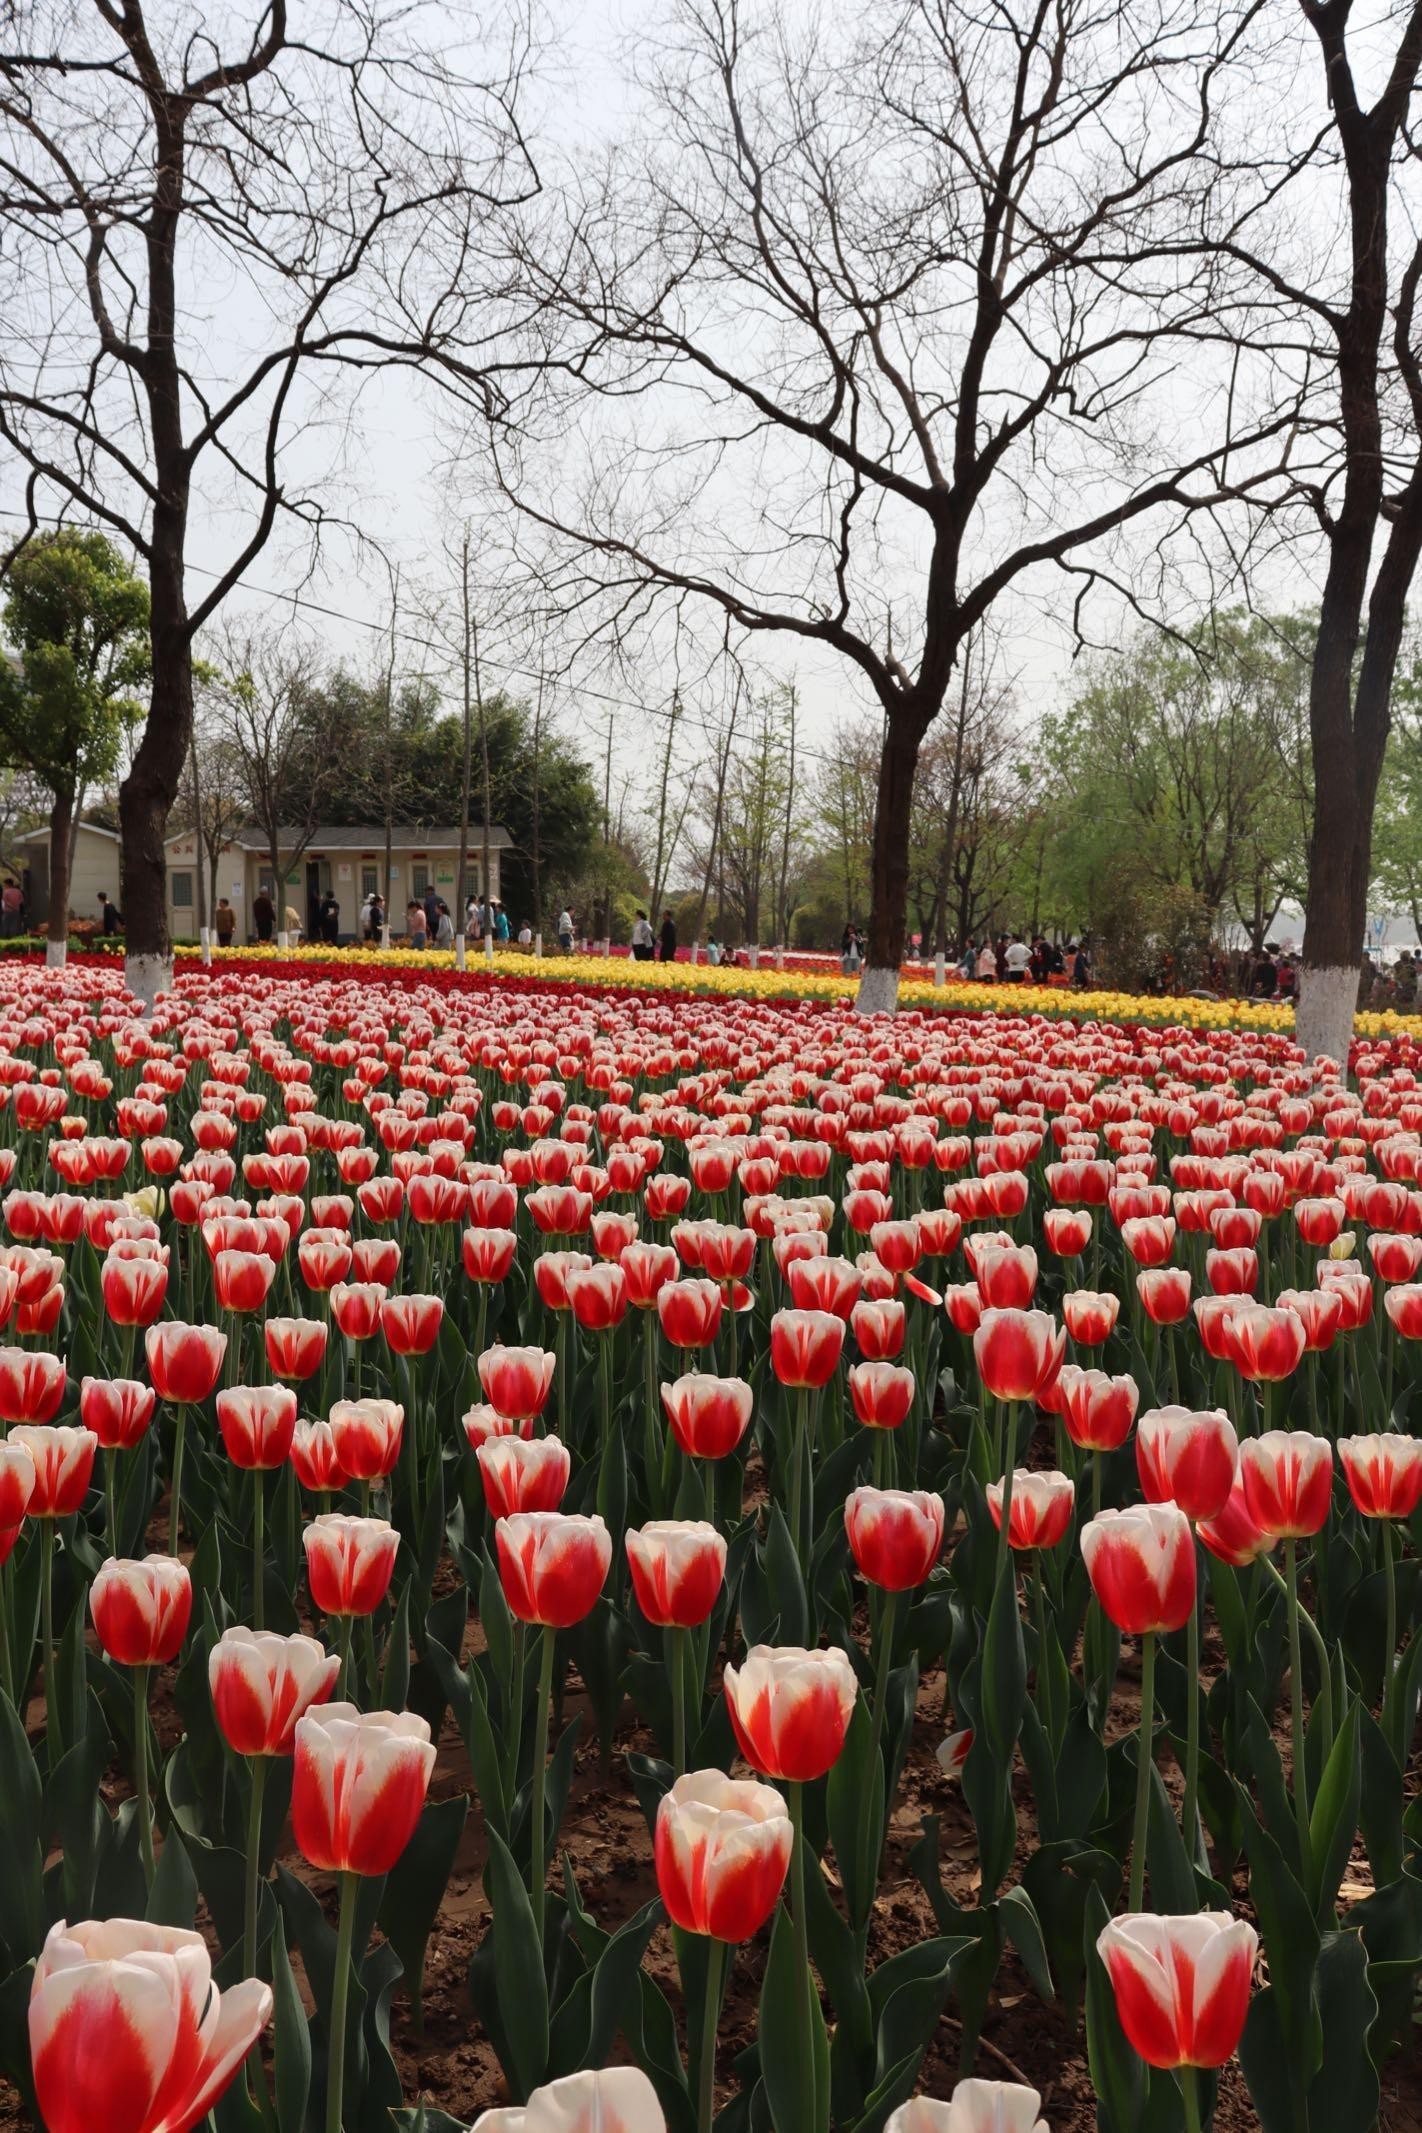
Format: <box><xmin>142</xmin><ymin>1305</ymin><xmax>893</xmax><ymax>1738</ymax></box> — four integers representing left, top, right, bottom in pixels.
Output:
<box><xmin>1294</xmin><ymin>1197</ymin><xmax>1345</xmax><ymax>1248</ymax></box>
<box><xmin>973</xmin><ymin>1243</ymin><xmax>1038</xmax><ymax>1310</ymax></box>
<box><xmin>845</xmin><ymin>1485</ymin><xmax>945</xmax><ymax>1590</ymax></box>
<box><xmin>1279</xmin><ymin>1285</ymin><xmax>1345</xmax><ymax>1351</ymax></box>
<box><xmin>0</xmin><ymin>1436</ymin><xmax>34</xmax><ymax>1560</ymax></box>
<box><xmin>723</xmin><ymin>1643</ymin><xmax>858</xmax><ymax>1782</ymax></box>
<box><xmin>1062</xmin><ymin>1290</ymin><xmax>1120</xmax><ymax>1345</ymax></box>
<box><xmin>496</xmin><ymin>1510</ymin><xmax>612</xmax><ymax>1627</ymax></box>
<box><xmin>943</xmin><ymin>1283</ymin><xmax>984</xmax><ymax>1335</ymax></box>
<box><xmin>566</xmin><ymin>1262</ymin><xmax>630</xmax><ymax>1332</ymax></box>
<box><xmin>1238</xmin><ymin>1430</ymin><xmax>1332</xmax><ymax>1537</ymax></box>
<box><xmin>292</xmin><ymin>1704</ymin><xmax>435</xmax><ymax>1875</ymax></box>
<box><xmin>290</xmin><ymin>1418</ymin><xmax>348</xmax><ymax>1494</ymax></box>
<box><xmin>216</xmin><ymin>1385</ymin><xmax>298</xmax><ymax>1470</ymax></box>
<box><xmin>100</xmin><ymin>1253</ymin><xmax>169</xmax><ymax>1328</ymax></box>
<box><xmin>848</xmin><ymin>1359</ymin><xmax>916</xmax><ymax>1430</ymax></box>
<box><xmin>1384</xmin><ymin>1283</ymin><xmax>1422</xmax><ymax>1340</ymax></box>
<box><xmin>479</xmin><ymin>1343</ymin><xmax>557</xmax><ymax>1422</ymax></box>
<box><xmin>657</xmin><ymin>1276</ymin><xmax>723</xmax><ymax>1349</ymax></box>
<box><xmin>534</xmin><ymin>1249</ymin><xmax>593</xmax><ymax>1311</ymax></box>
<box><xmin>1318</xmin><ymin>1262</ymin><xmax>1372</xmax><ymax>1330</ymax></box>
<box><xmin>90</xmin><ymin>1554</ymin><xmax>192</xmax><ymax>1666</ymax></box>
<box><xmin>329</xmin><ymin>1281</ymin><xmax>387</xmax><ymax>1341</ymax></box>
<box><xmin>213</xmin><ymin>1248</ymin><xmax>276</xmax><ymax>1314</ymax></box>
<box><xmin>302</xmin><ymin>1513</ymin><xmax>399</xmax><ymax>1615</ymax></box>
<box><xmin>1205</xmin><ymin>1247</ymin><xmax>1258</xmax><ymax>1298</ymax></box>
<box><xmin>786</xmin><ymin>1255</ymin><xmax>862</xmax><ymax>1320</ymax></box>
<box><xmin>210</xmin><ymin>1625</ymin><xmax>340</xmax><ymax>1756</ymax></box>
<box><xmin>973</xmin><ymin>1309</ymin><xmax>1064</xmax><ymax>1404</ymax></box>
<box><xmin>1224</xmin><ymin>1304</ymin><xmax>1307</xmax><ymax>1383</ymax></box>
<box><xmin>1080</xmin><ymin>1503</ymin><xmax>1196</xmax><ymax>1634</ymax></box>
<box><xmin>620</xmin><ymin>1240</ymin><xmax>680</xmax><ymax>1308</ymax></box>
<box><xmin>298</xmin><ymin>1232</ymin><xmax>353</xmax><ymax>1291</ymax></box>
<box><xmin>527</xmin><ymin>1184</ymin><xmax>593</xmax><ymax>1237</ymax></box>
<box><xmin>661</xmin><ymin>1373</ymin><xmax>753</xmax><ymax>1459</ymax></box>
<box><xmin>850</xmin><ymin>1297</ymin><xmax>906</xmax><ymax>1359</ymax></box>
<box><xmin>12</xmin><ymin>1424</ymin><xmax>96</xmax><ymax>1516</ymax></box>
<box><xmin>351</xmin><ymin>1236</ymin><xmax>401</xmax><ymax>1286</ymax></box>
<box><xmin>1095</xmin><ymin>1912</ymin><xmax>1257</xmax><ymax>2069</ymax></box>
<box><xmin>477</xmin><ymin>1432</ymin><xmax>570</xmax><ymax>1518</ymax></box>
<box><xmin>262</xmin><ymin>1316</ymin><xmax>327</xmax><ymax>1382</ymax></box>
<box><xmin>328</xmin><ymin>1397</ymin><xmax>404</xmax><ymax>1481</ymax></box>
<box><xmin>770</xmin><ymin>1307</ymin><xmax>845</xmax><ymax>1389</ymax></box>
<box><xmin>627</xmin><ymin>1519</ymin><xmax>727</xmax><ymax>1625</ymax></box>
<box><xmin>146</xmin><ymin>1321</ymin><xmax>226</xmax><ymax>1405</ymax></box>
<box><xmin>1368</xmin><ymin>1231</ymin><xmax>1422</xmax><ymax>1284</ymax></box>
<box><xmin>0</xmin><ymin>1345</ymin><xmax>67</xmax><ymax>1424</ymax></box>
<box><xmin>1135</xmin><ymin>1407</ymin><xmax>1238</xmax><ymax>1523</ymax></box>
<box><xmin>987</xmin><ymin>1469</ymin><xmax>1074</xmax><ymax>1550</ymax></box>
<box><xmin>1120</xmin><ymin>1216</ymin><xmax>1176</xmax><ymax>1268</ymax></box>
<box><xmin>28</xmin><ymin>1918</ymin><xmax>272</xmax><ymax>2133</ymax></box>
<box><xmin>1137</xmin><ymin>1268</ymin><xmax>1192</xmax><ymax>1325</ymax></box>
<box><xmin>380</xmin><ymin>1293</ymin><xmax>444</xmax><ymax>1355</ymax></box>
<box><xmin>1339</xmin><ymin>1432</ymin><xmax>1422</xmax><ymax>1519</ymax></box>
<box><xmin>654</xmin><ymin>1769</ymin><xmax>792</xmax><ymax>1942</ymax></box>
<box><xmin>1197</xmin><ymin>1475</ymin><xmax>1276</xmax><ymax>1567</ymax></box>
<box><xmin>1043</xmin><ymin>1208</ymin><xmax>1093</xmax><ymax>1257</ymax></box>
<box><xmin>1058</xmin><ymin>1366</ymin><xmax>1139</xmax><ymax>1452</ymax></box>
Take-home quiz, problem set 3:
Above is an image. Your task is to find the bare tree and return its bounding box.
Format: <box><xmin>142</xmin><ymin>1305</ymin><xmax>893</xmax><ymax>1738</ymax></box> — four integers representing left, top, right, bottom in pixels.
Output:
<box><xmin>1220</xmin><ymin>2</ymin><xmax>1422</xmax><ymax>1059</ymax></box>
<box><xmin>0</xmin><ymin>0</ymin><xmax>535</xmax><ymax>1000</ymax></box>
<box><xmin>216</xmin><ymin>630</ymin><xmax>335</xmax><ymax>938</ymax></box>
<box><xmin>462</xmin><ymin>0</ymin><xmax>1302</xmax><ymax>1008</ymax></box>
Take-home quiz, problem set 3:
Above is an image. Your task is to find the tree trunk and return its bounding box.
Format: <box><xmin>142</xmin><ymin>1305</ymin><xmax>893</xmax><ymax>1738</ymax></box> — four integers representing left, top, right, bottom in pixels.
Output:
<box><xmin>857</xmin><ymin>710</ymin><xmax>924</xmax><ymax>1013</ymax></box>
<box><xmin>120</xmin><ymin>643</ymin><xmax>192</xmax><ymax>1007</ymax></box>
<box><xmin>46</xmin><ymin>787</ymin><xmax>73</xmax><ymax>968</ymax></box>
<box><xmin>457</xmin><ymin>538</ymin><xmax>474</xmax><ymax>962</ymax></box>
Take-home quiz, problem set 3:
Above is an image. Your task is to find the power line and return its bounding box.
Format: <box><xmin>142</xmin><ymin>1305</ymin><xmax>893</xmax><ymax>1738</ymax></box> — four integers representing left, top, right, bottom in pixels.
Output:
<box><xmin>0</xmin><ymin>504</ymin><xmax>849</xmax><ymax>770</ymax></box>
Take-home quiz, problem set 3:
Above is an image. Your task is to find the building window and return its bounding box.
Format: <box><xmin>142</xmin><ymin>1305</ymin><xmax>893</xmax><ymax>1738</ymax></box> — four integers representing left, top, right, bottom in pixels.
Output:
<box><xmin>412</xmin><ymin>863</ymin><xmax>429</xmax><ymax>900</ymax></box>
<box><xmin>172</xmin><ymin>872</ymin><xmax>193</xmax><ymax>909</ymax></box>
<box><xmin>361</xmin><ymin>865</ymin><xmax>378</xmax><ymax>899</ymax></box>
<box><xmin>461</xmin><ymin>869</ymin><xmax>481</xmax><ymax>908</ymax></box>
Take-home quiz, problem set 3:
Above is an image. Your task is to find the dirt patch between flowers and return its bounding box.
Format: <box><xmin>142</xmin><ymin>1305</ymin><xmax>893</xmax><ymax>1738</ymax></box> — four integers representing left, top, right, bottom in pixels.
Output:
<box><xmin>9</xmin><ymin>1639</ymin><xmax>1422</xmax><ymax>2133</ymax></box>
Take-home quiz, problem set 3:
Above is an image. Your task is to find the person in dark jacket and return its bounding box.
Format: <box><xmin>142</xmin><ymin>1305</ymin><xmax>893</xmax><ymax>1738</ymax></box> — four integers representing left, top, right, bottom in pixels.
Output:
<box><xmin>252</xmin><ymin>889</ymin><xmax>275</xmax><ymax>943</ymax></box>
<box><xmin>659</xmin><ymin>909</ymin><xmax>678</xmax><ymax>962</ymax></box>
<box><xmin>321</xmin><ymin>892</ymin><xmax>340</xmax><ymax>944</ymax></box>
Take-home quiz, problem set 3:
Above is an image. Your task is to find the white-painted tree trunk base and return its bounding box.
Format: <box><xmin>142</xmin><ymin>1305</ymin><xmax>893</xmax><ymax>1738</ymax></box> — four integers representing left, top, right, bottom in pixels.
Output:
<box><xmin>934</xmin><ymin>953</ymin><xmax>946</xmax><ymax>987</ymax></box>
<box><xmin>534</xmin><ymin>932</ymin><xmax>543</xmax><ymax>957</ymax></box>
<box><xmin>485</xmin><ymin>936</ymin><xmax>495</xmax><ymax>969</ymax></box>
<box><xmin>855</xmin><ymin>964</ymin><xmax>900</xmax><ymax>1015</ymax></box>
<box><xmin>276</xmin><ymin>930</ymin><xmax>289</xmax><ymax>950</ymax></box>
<box><xmin>381</xmin><ymin>926</ymin><xmax>391</xmax><ymax>950</ymax></box>
<box><xmin>125</xmin><ymin>953</ymin><xmax>173</xmax><ymax>1013</ymax></box>
<box><xmin>44</xmin><ymin>940</ymin><xmax>66</xmax><ymax>969</ymax></box>
<box><xmin>1295</xmin><ymin>963</ymin><xmax>1357</xmax><ymax>1070</ymax></box>
<box><xmin>199</xmin><ymin>927</ymin><xmax>212</xmax><ymax>967</ymax></box>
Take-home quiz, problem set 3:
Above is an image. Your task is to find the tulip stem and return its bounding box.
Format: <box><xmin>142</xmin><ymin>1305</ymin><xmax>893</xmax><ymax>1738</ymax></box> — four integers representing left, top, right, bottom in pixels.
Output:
<box><xmin>789</xmin><ymin>1387</ymin><xmax>810</xmax><ymax>1571</ymax></box>
<box><xmin>326</xmin><ymin>1870</ymin><xmax>357</xmax><ymax>2133</ymax></box>
<box><xmin>244</xmin><ymin>1753</ymin><xmax>269</xmax><ymax>1980</ymax></box>
<box><xmin>1128</xmin><ymin>1631</ymin><xmax>1156</xmax><ymax>1913</ymax></box>
<box><xmin>169</xmin><ymin>1406</ymin><xmax>187</xmax><ymax>1557</ymax></box>
<box><xmin>556</xmin><ymin>1313</ymin><xmax>571</xmax><ymax>1445</ymax></box>
<box><xmin>40</xmin><ymin>1518</ymin><xmax>59</xmax><ymax>1756</ymax></box>
<box><xmin>1031</xmin><ymin>1560</ymin><xmax>1056</xmax><ymax>1747</ymax></box>
<box><xmin>106</xmin><ymin>1447</ymin><xmax>119</xmax><ymax>1559</ymax></box>
<box><xmin>644</xmin><ymin>1313</ymin><xmax>662</xmax><ymax>1516</ymax></box>
<box><xmin>671</xmin><ymin>1624</ymin><xmax>688</xmax><ymax>1776</ymax></box>
<box><xmin>336</xmin><ymin>1615</ymin><xmax>354</xmax><ymax>1702</ymax></box>
<box><xmin>134</xmin><ymin>1662</ymin><xmax>154</xmax><ymax>1886</ymax></box>
<box><xmin>530</xmin><ymin>1623</ymin><xmax>556</xmax><ymax>1940</ymax></box>
<box><xmin>1180</xmin><ymin>2064</ymin><xmax>1204</xmax><ymax>2133</ymax></box>
<box><xmin>1259</xmin><ymin>1555</ymin><xmax>1334</xmax><ymax>1756</ymax></box>
<box><xmin>0</xmin><ymin>1555</ymin><xmax>13</xmax><ymax>1706</ymax></box>
<box><xmin>1383</xmin><ymin>1519</ymin><xmax>1397</xmax><ymax>1685</ymax></box>
<box><xmin>697</xmin><ymin>1933</ymin><xmax>726</xmax><ymax>2133</ymax></box>
<box><xmin>858</xmin><ymin>1587</ymin><xmax>897</xmax><ymax>1932</ymax></box>
<box><xmin>996</xmin><ymin>1404</ymin><xmax>1018</xmax><ymax>1580</ymax></box>
<box><xmin>787</xmin><ymin>1783</ymin><xmax>824</xmax><ymax>2133</ymax></box>
<box><xmin>252</xmin><ymin>1470</ymin><xmax>265</xmax><ymax>1633</ymax></box>
<box><xmin>1284</xmin><ymin>1539</ymin><xmax>1313</xmax><ymax>1882</ymax></box>
<box><xmin>1183</xmin><ymin>1547</ymin><xmax>1202</xmax><ymax>1870</ymax></box>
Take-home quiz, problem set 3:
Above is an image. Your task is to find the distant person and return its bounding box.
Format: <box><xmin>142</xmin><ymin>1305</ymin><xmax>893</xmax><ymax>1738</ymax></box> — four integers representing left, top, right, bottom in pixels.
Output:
<box><xmin>359</xmin><ymin>890</ymin><xmax>376</xmax><ymax>938</ymax></box>
<box><xmin>1396</xmin><ymin>950</ymin><xmax>1419</xmax><ymax>1008</ymax></box>
<box><xmin>99</xmin><ymin>892</ymin><xmax>122</xmax><ymax>937</ymax></box>
<box><xmin>517</xmin><ymin>919</ymin><xmax>532</xmax><ymax>947</ymax></box>
<box><xmin>631</xmin><ymin>910</ymin><xmax>654</xmax><ymax>961</ymax></box>
<box><xmin>0</xmin><ymin>881</ymin><xmax>22</xmax><ymax>937</ymax></box>
<box><xmin>1277</xmin><ymin>955</ymin><xmax>1298</xmax><ymax>1003</ymax></box>
<box><xmin>959</xmin><ymin>941</ymin><xmax>975</xmax><ymax>980</ymax></box>
<box><xmin>976</xmin><ymin>940</ymin><xmax>996</xmax><ymax>981</ymax></box>
<box><xmin>422</xmin><ymin>884</ymin><xmax>440</xmax><ymax>938</ymax></box>
<box><xmin>1071</xmin><ymin>940</ymin><xmax>1091</xmax><ymax>988</ymax></box>
<box><xmin>659</xmin><ymin>909</ymin><xmax>677</xmax><ymax>962</ymax></box>
<box><xmin>407</xmin><ymin>900</ymin><xmax>427</xmax><ymax>948</ymax></box>
<box><xmin>1250</xmin><ymin>945</ymin><xmax>1279</xmax><ymax>999</ymax></box>
<box><xmin>252</xmin><ymin>889</ymin><xmax>276</xmax><ymax>943</ymax></box>
<box><xmin>1358</xmin><ymin>951</ymin><xmax>1377</xmax><ymax>1010</ymax></box>
<box><xmin>558</xmin><ymin>907</ymin><xmax>574</xmax><ymax>953</ymax></box>
<box><xmin>706</xmin><ymin>933</ymin><xmax>722</xmax><ymax>966</ymax></box>
<box><xmin>841</xmin><ymin>926</ymin><xmax>862</xmax><ymax>976</ymax></box>
<box><xmin>434</xmin><ymin>900</ymin><xmax>454</xmax><ymax>948</ymax></box>
<box><xmin>494</xmin><ymin>901</ymin><xmax>510</xmax><ymax>943</ymax></box>
<box><xmin>284</xmin><ymin>903</ymin><xmax>304</xmax><ymax>942</ymax></box>
<box><xmin>1004</xmin><ymin>932</ymin><xmax>1030</xmax><ymax>983</ymax></box>
<box><xmin>321</xmin><ymin>892</ymin><xmax>340</xmax><ymax>945</ymax></box>
<box><xmin>214</xmin><ymin>897</ymin><xmax>236</xmax><ymax>947</ymax></box>
<box><xmin>369</xmin><ymin>893</ymin><xmax>386</xmax><ymax>941</ymax></box>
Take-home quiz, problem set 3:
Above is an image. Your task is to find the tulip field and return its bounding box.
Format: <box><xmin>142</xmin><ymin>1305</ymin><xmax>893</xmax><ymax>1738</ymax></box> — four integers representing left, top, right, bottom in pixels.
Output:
<box><xmin>3</xmin><ymin>964</ymin><xmax>1422</xmax><ymax>2133</ymax></box>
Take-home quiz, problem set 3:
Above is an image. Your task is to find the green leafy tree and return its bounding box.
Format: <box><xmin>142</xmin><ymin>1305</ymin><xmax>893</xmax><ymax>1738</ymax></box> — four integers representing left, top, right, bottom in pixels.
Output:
<box><xmin>0</xmin><ymin>532</ymin><xmax>149</xmax><ymax>959</ymax></box>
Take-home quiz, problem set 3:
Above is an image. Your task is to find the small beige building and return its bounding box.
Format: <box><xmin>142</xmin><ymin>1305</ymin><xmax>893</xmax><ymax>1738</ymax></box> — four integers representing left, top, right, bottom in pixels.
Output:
<box><xmin>164</xmin><ymin>824</ymin><xmax>511</xmax><ymax>943</ymax></box>
<box><xmin>13</xmin><ymin>822</ymin><xmax>124</xmax><ymax>929</ymax></box>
